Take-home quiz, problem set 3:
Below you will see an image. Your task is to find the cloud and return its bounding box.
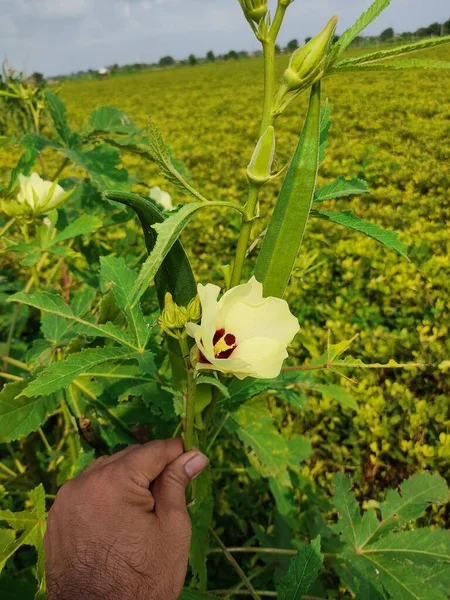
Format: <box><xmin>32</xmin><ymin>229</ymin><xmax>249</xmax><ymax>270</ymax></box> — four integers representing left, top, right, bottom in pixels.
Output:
<box><xmin>1</xmin><ymin>0</ymin><xmax>449</xmax><ymax>76</ymax></box>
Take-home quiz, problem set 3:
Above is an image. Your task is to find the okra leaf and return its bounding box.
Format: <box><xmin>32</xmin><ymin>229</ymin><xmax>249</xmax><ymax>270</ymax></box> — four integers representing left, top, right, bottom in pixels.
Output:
<box><xmin>336</xmin><ymin>35</ymin><xmax>450</xmax><ymax>67</ymax></box>
<box><xmin>319</xmin><ymin>99</ymin><xmax>331</xmax><ymax>163</ymax></box>
<box><xmin>88</xmin><ymin>106</ymin><xmax>140</xmax><ymax>137</ymax></box>
<box><xmin>21</xmin><ymin>346</ymin><xmax>141</xmax><ymax>398</ymax></box>
<box><xmin>100</xmin><ymin>256</ymin><xmax>149</xmax><ymax>349</ymax></box>
<box><xmin>51</xmin><ymin>214</ymin><xmax>103</xmax><ymax>244</ymax></box>
<box><xmin>44</xmin><ymin>90</ymin><xmax>80</xmax><ymax>149</ymax></box>
<box><xmin>104</xmin><ymin>191</ymin><xmax>197</xmax><ymax>308</ymax></box>
<box><xmin>8</xmin><ymin>291</ymin><xmax>137</xmax><ymax>349</ymax></box>
<box><xmin>123</xmin><ymin>198</ymin><xmax>242</xmax><ymax>306</ymax></box>
<box><xmin>330</xmin><ymin>59</ymin><xmax>450</xmax><ymax>74</ymax></box>
<box><xmin>0</xmin><ymin>381</ymin><xmax>58</xmax><ymax>442</ymax></box>
<box><xmin>255</xmin><ymin>83</ymin><xmax>321</xmax><ymax>298</ymax></box>
<box><xmin>314</xmin><ymin>177</ymin><xmax>369</xmax><ymax>203</ymax></box>
<box><xmin>311</xmin><ymin>209</ymin><xmax>409</xmax><ymax>259</ymax></box>
<box><xmin>7</xmin><ymin>146</ymin><xmax>39</xmax><ymax>192</ymax></box>
<box><xmin>329</xmin><ymin>0</ymin><xmax>391</xmax><ymax>64</ymax></box>
<box><xmin>0</xmin><ymin>484</ymin><xmax>47</xmax><ymax>595</ymax></box>
<box><xmin>277</xmin><ymin>536</ymin><xmax>323</xmax><ymax>600</ymax></box>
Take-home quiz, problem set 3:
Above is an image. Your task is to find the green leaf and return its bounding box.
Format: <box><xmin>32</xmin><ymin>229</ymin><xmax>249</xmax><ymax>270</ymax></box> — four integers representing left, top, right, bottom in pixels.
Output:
<box><xmin>277</xmin><ymin>536</ymin><xmax>323</xmax><ymax>600</ymax></box>
<box><xmin>128</xmin><ymin>199</ymin><xmax>242</xmax><ymax>305</ymax></box>
<box><xmin>146</xmin><ymin>119</ymin><xmax>206</xmax><ymax>201</ymax></box>
<box><xmin>227</xmin><ymin>398</ymin><xmax>311</xmax><ymax>485</ymax></box>
<box><xmin>52</xmin><ymin>214</ymin><xmax>103</xmax><ymax>244</ymax></box>
<box><xmin>8</xmin><ymin>291</ymin><xmax>138</xmax><ymax>349</ymax></box>
<box><xmin>7</xmin><ymin>146</ymin><xmax>39</xmax><ymax>192</ymax></box>
<box><xmin>330</xmin><ymin>0</ymin><xmax>391</xmax><ymax>62</ymax></box>
<box><xmin>311</xmin><ymin>209</ymin><xmax>409</xmax><ymax>259</ymax></box>
<box><xmin>319</xmin><ymin>98</ymin><xmax>331</xmax><ymax>162</ymax></box>
<box><xmin>0</xmin><ymin>484</ymin><xmax>47</xmax><ymax>595</ymax></box>
<box><xmin>64</xmin><ymin>144</ymin><xmax>129</xmax><ymax>191</ymax></box>
<box><xmin>0</xmin><ymin>381</ymin><xmax>59</xmax><ymax>442</ymax></box>
<box><xmin>100</xmin><ymin>256</ymin><xmax>149</xmax><ymax>349</ymax></box>
<box><xmin>314</xmin><ymin>177</ymin><xmax>369</xmax><ymax>203</ymax></box>
<box><xmin>44</xmin><ymin>90</ymin><xmax>80</xmax><ymax>149</ymax></box>
<box><xmin>331</xmin><ymin>59</ymin><xmax>450</xmax><ymax>74</ymax></box>
<box><xmin>308</xmin><ymin>383</ymin><xmax>358</xmax><ymax>410</ymax></box>
<box><xmin>196</xmin><ymin>376</ymin><xmax>230</xmax><ymax>399</ymax></box>
<box><xmin>336</xmin><ymin>35</ymin><xmax>450</xmax><ymax>67</ymax></box>
<box><xmin>332</xmin><ymin>472</ymin><xmax>363</xmax><ymax>546</ymax></box>
<box><xmin>378</xmin><ymin>472</ymin><xmax>449</xmax><ymax>535</ymax></box>
<box><xmin>189</xmin><ymin>468</ymin><xmax>213</xmax><ymax>591</ymax></box>
<box><xmin>104</xmin><ymin>191</ymin><xmax>197</xmax><ymax>308</ymax></box>
<box><xmin>22</xmin><ymin>346</ymin><xmax>140</xmax><ymax>398</ymax></box>
<box><xmin>255</xmin><ymin>83</ymin><xmax>321</xmax><ymax>298</ymax></box>
<box><xmin>88</xmin><ymin>106</ymin><xmax>140</xmax><ymax>136</ymax></box>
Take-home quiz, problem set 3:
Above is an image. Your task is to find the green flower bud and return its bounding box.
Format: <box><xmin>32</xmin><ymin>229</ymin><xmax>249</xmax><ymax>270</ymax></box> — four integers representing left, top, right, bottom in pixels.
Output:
<box><xmin>187</xmin><ymin>295</ymin><xmax>202</xmax><ymax>322</ymax></box>
<box><xmin>159</xmin><ymin>292</ymin><xmax>188</xmax><ymax>331</ymax></box>
<box><xmin>246</xmin><ymin>126</ymin><xmax>276</xmax><ymax>185</ymax></box>
<box><xmin>283</xmin><ymin>16</ymin><xmax>338</xmax><ymax>92</ymax></box>
<box><xmin>238</xmin><ymin>0</ymin><xmax>268</xmax><ymax>24</ymax></box>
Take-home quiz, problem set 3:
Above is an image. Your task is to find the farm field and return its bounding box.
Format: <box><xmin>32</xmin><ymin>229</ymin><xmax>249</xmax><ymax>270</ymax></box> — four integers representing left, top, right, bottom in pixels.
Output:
<box><xmin>0</xmin><ymin>39</ymin><xmax>449</xmax><ymax>598</ymax></box>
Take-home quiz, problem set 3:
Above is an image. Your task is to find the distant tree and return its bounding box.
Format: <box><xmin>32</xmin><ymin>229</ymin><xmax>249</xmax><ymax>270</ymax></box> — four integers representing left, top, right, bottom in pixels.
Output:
<box><xmin>286</xmin><ymin>38</ymin><xmax>298</xmax><ymax>52</ymax></box>
<box><xmin>380</xmin><ymin>27</ymin><xmax>394</xmax><ymax>41</ymax></box>
<box><xmin>424</xmin><ymin>22</ymin><xmax>442</xmax><ymax>36</ymax></box>
<box><xmin>444</xmin><ymin>19</ymin><xmax>450</xmax><ymax>35</ymax></box>
<box><xmin>227</xmin><ymin>50</ymin><xmax>238</xmax><ymax>60</ymax></box>
<box><xmin>188</xmin><ymin>54</ymin><xmax>197</xmax><ymax>66</ymax></box>
<box><xmin>332</xmin><ymin>34</ymin><xmax>340</xmax><ymax>43</ymax></box>
<box><xmin>30</xmin><ymin>72</ymin><xmax>44</xmax><ymax>86</ymax></box>
<box><xmin>275</xmin><ymin>44</ymin><xmax>281</xmax><ymax>54</ymax></box>
<box><xmin>159</xmin><ymin>56</ymin><xmax>175</xmax><ymax>67</ymax></box>
<box><xmin>304</xmin><ymin>37</ymin><xmax>312</xmax><ymax>43</ymax></box>
<box><xmin>206</xmin><ymin>50</ymin><xmax>215</xmax><ymax>62</ymax></box>
<box><xmin>237</xmin><ymin>50</ymin><xmax>249</xmax><ymax>58</ymax></box>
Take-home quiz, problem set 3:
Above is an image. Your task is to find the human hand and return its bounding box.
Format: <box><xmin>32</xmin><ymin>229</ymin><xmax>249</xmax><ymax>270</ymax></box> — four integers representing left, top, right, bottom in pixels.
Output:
<box><xmin>44</xmin><ymin>439</ymin><xmax>209</xmax><ymax>600</ymax></box>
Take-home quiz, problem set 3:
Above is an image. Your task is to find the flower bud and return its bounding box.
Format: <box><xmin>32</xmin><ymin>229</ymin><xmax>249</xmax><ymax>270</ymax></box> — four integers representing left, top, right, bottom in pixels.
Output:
<box><xmin>246</xmin><ymin>126</ymin><xmax>276</xmax><ymax>185</ymax></box>
<box><xmin>275</xmin><ymin>15</ymin><xmax>338</xmax><ymax>111</ymax></box>
<box><xmin>187</xmin><ymin>295</ymin><xmax>202</xmax><ymax>322</ymax></box>
<box><xmin>159</xmin><ymin>292</ymin><xmax>188</xmax><ymax>331</ymax></box>
<box><xmin>238</xmin><ymin>0</ymin><xmax>268</xmax><ymax>24</ymax></box>
<box><xmin>1</xmin><ymin>172</ymin><xmax>72</xmax><ymax>220</ymax></box>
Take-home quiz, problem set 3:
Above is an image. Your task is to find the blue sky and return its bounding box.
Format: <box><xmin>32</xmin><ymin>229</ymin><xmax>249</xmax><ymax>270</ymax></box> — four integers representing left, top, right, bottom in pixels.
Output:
<box><xmin>0</xmin><ymin>0</ymin><xmax>448</xmax><ymax>76</ymax></box>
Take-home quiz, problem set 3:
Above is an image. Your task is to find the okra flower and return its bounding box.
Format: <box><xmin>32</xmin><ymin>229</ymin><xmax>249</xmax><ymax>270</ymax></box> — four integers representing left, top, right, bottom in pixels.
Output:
<box><xmin>186</xmin><ymin>277</ymin><xmax>299</xmax><ymax>379</ymax></box>
<box><xmin>2</xmin><ymin>172</ymin><xmax>70</xmax><ymax>218</ymax></box>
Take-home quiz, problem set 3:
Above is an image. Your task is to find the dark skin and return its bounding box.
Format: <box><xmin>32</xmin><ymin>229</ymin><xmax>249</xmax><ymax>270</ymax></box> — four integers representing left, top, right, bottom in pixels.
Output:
<box><xmin>44</xmin><ymin>439</ymin><xmax>209</xmax><ymax>600</ymax></box>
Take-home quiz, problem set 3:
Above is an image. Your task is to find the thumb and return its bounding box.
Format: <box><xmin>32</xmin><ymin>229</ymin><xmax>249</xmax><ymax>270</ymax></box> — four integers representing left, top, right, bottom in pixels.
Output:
<box><xmin>152</xmin><ymin>450</ymin><xmax>209</xmax><ymax>517</ymax></box>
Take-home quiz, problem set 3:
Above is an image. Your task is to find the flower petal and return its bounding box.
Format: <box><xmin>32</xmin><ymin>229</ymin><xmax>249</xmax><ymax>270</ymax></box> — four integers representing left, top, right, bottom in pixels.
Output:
<box><xmin>231</xmin><ymin>337</ymin><xmax>288</xmax><ymax>378</ymax></box>
<box><xmin>223</xmin><ymin>296</ymin><xmax>299</xmax><ymax>345</ymax></box>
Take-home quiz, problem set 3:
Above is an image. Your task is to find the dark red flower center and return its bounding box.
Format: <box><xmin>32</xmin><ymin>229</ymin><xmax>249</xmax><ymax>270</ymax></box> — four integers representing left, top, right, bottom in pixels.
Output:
<box><xmin>199</xmin><ymin>328</ymin><xmax>238</xmax><ymax>363</ymax></box>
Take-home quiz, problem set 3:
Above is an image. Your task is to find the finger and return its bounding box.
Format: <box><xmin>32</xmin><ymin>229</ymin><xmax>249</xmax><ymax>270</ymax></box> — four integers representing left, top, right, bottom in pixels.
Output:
<box><xmin>152</xmin><ymin>450</ymin><xmax>209</xmax><ymax>519</ymax></box>
<box><xmin>120</xmin><ymin>438</ymin><xmax>185</xmax><ymax>489</ymax></box>
<box><xmin>81</xmin><ymin>445</ymin><xmax>140</xmax><ymax>475</ymax></box>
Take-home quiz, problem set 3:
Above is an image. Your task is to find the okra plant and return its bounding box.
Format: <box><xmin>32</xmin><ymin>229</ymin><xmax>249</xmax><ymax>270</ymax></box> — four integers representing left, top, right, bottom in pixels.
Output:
<box><xmin>1</xmin><ymin>0</ymin><xmax>449</xmax><ymax>598</ymax></box>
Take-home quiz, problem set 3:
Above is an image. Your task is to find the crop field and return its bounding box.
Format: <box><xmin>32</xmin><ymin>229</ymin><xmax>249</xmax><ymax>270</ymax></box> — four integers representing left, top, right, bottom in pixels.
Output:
<box><xmin>0</xmin><ymin>37</ymin><xmax>449</xmax><ymax>598</ymax></box>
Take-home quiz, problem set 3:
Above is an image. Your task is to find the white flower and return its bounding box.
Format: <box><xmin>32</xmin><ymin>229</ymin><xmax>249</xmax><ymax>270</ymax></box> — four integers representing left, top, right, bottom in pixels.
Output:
<box><xmin>149</xmin><ymin>186</ymin><xmax>174</xmax><ymax>212</ymax></box>
<box><xmin>186</xmin><ymin>276</ymin><xmax>299</xmax><ymax>380</ymax></box>
<box><xmin>4</xmin><ymin>172</ymin><xmax>69</xmax><ymax>218</ymax></box>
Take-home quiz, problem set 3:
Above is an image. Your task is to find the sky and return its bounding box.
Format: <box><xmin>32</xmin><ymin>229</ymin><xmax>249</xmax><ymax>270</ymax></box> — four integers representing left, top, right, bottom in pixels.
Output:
<box><xmin>0</xmin><ymin>0</ymin><xmax>448</xmax><ymax>77</ymax></box>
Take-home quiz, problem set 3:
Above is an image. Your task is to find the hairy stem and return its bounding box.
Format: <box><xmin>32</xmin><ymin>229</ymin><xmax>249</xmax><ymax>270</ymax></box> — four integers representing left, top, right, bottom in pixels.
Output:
<box><xmin>178</xmin><ymin>335</ymin><xmax>196</xmax><ymax>451</ymax></box>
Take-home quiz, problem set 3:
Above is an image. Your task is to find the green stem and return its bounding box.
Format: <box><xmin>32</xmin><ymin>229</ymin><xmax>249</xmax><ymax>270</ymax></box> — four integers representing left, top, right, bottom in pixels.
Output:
<box><xmin>0</xmin><ymin>462</ymin><xmax>18</xmax><ymax>478</ymax></box>
<box><xmin>210</xmin><ymin>529</ymin><xmax>262</xmax><ymax>600</ymax></box>
<box><xmin>0</xmin><ymin>218</ymin><xmax>15</xmax><ymax>238</ymax></box>
<box><xmin>52</xmin><ymin>157</ymin><xmax>70</xmax><ymax>181</ymax></box>
<box><xmin>179</xmin><ymin>335</ymin><xmax>196</xmax><ymax>452</ymax></box>
<box><xmin>206</xmin><ymin>413</ymin><xmax>230</xmax><ymax>453</ymax></box>
<box><xmin>230</xmin><ymin>5</ymin><xmax>287</xmax><ymax>288</ymax></box>
<box><xmin>38</xmin><ymin>428</ymin><xmax>53</xmax><ymax>454</ymax></box>
<box><xmin>61</xmin><ymin>397</ymin><xmax>78</xmax><ymax>465</ymax></box>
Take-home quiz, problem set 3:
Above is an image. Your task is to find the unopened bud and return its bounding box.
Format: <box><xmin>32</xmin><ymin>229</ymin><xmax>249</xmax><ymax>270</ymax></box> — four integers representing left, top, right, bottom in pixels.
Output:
<box><xmin>159</xmin><ymin>292</ymin><xmax>188</xmax><ymax>331</ymax></box>
<box><xmin>279</xmin><ymin>16</ymin><xmax>338</xmax><ymax>97</ymax></box>
<box><xmin>187</xmin><ymin>295</ymin><xmax>202</xmax><ymax>322</ymax></box>
<box><xmin>238</xmin><ymin>0</ymin><xmax>268</xmax><ymax>24</ymax></box>
<box><xmin>246</xmin><ymin>126</ymin><xmax>276</xmax><ymax>185</ymax></box>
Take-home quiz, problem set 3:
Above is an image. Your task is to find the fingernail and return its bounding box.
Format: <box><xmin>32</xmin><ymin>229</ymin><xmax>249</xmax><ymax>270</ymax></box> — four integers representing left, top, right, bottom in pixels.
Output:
<box><xmin>184</xmin><ymin>453</ymin><xmax>209</xmax><ymax>479</ymax></box>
